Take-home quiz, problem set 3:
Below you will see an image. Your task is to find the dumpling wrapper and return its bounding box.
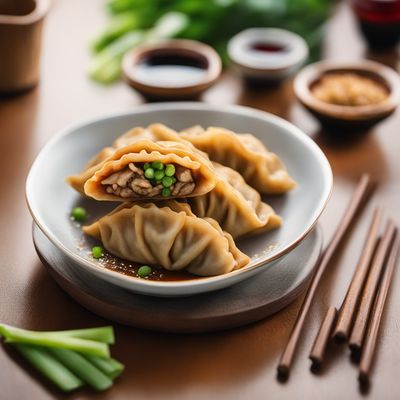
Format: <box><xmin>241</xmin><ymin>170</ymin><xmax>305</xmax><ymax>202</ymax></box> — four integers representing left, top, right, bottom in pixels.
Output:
<box><xmin>83</xmin><ymin>201</ymin><xmax>250</xmax><ymax>276</ymax></box>
<box><xmin>83</xmin><ymin>139</ymin><xmax>215</xmax><ymax>201</ymax></box>
<box><xmin>188</xmin><ymin>162</ymin><xmax>282</xmax><ymax>239</ymax></box>
<box><xmin>180</xmin><ymin>126</ymin><xmax>296</xmax><ymax>194</ymax></box>
<box><xmin>67</xmin><ymin>123</ymin><xmax>198</xmax><ymax>195</ymax></box>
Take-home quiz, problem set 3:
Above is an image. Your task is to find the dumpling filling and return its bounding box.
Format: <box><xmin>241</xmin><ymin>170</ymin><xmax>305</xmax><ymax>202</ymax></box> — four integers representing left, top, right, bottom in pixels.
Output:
<box><xmin>101</xmin><ymin>161</ymin><xmax>195</xmax><ymax>198</ymax></box>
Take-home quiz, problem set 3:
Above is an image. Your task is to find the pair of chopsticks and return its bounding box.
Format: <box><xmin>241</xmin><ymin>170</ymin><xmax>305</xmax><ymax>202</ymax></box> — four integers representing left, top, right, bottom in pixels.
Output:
<box><xmin>277</xmin><ymin>174</ymin><xmax>399</xmax><ymax>387</ymax></box>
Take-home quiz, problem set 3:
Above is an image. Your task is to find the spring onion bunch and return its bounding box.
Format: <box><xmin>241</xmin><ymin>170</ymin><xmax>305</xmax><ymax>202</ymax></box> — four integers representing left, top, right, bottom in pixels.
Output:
<box><xmin>89</xmin><ymin>0</ymin><xmax>331</xmax><ymax>84</ymax></box>
<box><xmin>0</xmin><ymin>324</ymin><xmax>124</xmax><ymax>392</ymax></box>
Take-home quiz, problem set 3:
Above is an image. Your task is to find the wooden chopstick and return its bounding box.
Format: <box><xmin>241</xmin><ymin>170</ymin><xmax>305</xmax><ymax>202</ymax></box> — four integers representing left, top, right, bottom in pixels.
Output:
<box><xmin>359</xmin><ymin>235</ymin><xmax>399</xmax><ymax>386</ymax></box>
<box><xmin>333</xmin><ymin>208</ymin><xmax>383</xmax><ymax>343</ymax></box>
<box><xmin>309</xmin><ymin>306</ymin><xmax>337</xmax><ymax>371</ymax></box>
<box><xmin>277</xmin><ymin>174</ymin><xmax>371</xmax><ymax>379</ymax></box>
<box><xmin>349</xmin><ymin>219</ymin><xmax>397</xmax><ymax>356</ymax></box>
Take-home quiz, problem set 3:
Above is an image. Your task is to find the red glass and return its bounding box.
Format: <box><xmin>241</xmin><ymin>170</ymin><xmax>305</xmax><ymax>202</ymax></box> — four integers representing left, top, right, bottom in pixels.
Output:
<box><xmin>351</xmin><ymin>0</ymin><xmax>400</xmax><ymax>49</ymax></box>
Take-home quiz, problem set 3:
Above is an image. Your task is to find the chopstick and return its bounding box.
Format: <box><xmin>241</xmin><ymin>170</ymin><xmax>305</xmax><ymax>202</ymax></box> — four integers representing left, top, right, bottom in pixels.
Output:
<box><xmin>277</xmin><ymin>174</ymin><xmax>371</xmax><ymax>379</ymax></box>
<box><xmin>309</xmin><ymin>306</ymin><xmax>337</xmax><ymax>371</ymax></box>
<box><xmin>349</xmin><ymin>220</ymin><xmax>397</xmax><ymax>357</ymax></box>
<box><xmin>333</xmin><ymin>208</ymin><xmax>383</xmax><ymax>343</ymax></box>
<box><xmin>358</xmin><ymin>235</ymin><xmax>399</xmax><ymax>386</ymax></box>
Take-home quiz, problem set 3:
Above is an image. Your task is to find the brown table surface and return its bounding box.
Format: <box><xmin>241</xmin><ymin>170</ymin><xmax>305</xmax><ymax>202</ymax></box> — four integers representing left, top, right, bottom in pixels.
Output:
<box><xmin>1</xmin><ymin>1</ymin><xmax>399</xmax><ymax>399</ymax></box>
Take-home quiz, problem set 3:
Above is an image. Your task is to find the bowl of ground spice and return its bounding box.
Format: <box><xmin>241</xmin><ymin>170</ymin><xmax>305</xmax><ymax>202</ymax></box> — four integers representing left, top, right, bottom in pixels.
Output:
<box><xmin>294</xmin><ymin>60</ymin><xmax>400</xmax><ymax>132</ymax></box>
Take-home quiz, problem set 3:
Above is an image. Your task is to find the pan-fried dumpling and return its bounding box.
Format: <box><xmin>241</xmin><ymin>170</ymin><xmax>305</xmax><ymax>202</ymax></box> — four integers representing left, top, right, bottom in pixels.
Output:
<box><xmin>67</xmin><ymin>124</ymin><xmax>196</xmax><ymax>194</ymax></box>
<box><xmin>188</xmin><ymin>163</ymin><xmax>282</xmax><ymax>238</ymax></box>
<box><xmin>180</xmin><ymin>126</ymin><xmax>296</xmax><ymax>194</ymax></box>
<box><xmin>83</xmin><ymin>201</ymin><xmax>249</xmax><ymax>276</ymax></box>
<box><xmin>82</xmin><ymin>139</ymin><xmax>215</xmax><ymax>201</ymax></box>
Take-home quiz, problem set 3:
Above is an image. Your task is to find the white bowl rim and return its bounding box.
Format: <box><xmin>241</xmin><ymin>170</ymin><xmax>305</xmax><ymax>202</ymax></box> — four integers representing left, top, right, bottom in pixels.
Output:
<box><xmin>26</xmin><ymin>102</ymin><xmax>332</xmax><ymax>290</ymax></box>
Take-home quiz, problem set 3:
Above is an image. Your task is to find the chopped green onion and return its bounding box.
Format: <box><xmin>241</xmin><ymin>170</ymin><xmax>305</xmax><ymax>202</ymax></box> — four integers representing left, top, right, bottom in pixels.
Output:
<box><xmin>138</xmin><ymin>265</ymin><xmax>152</xmax><ymax>278</ymax></box>
<box><xmin>162</xmin><ymin>176</ymin><xmax>173</xmax><ymax>188</ymax></box>
<box><xmin>0</xmin><ymin>324</ymin><xmax>110</xmax><ymax>358</ymax></box>
<box><xmin>154</xmin><ymin>170</ymin><xmax>165</xmax><ymax>180</ymax></box>
<box><xmin>143</xmin><ymin>162</ymin><xmax>151</xmax><ymax>170</ymax></box>
<box><xmin>144</xmin><ymin>168</ymin><xmax>155</xmax><ymax>179</ymax></box>
<box><xmin>48</xmin><ymin>348</ymin><xmax>112</xmax><ymax>391</ymax></box>
<box><xmin>92</xmin><ymin>246</ymin><xmax>104</xmax><ymax>259</ymax></box>
<box><xmin>151</xmin><ymin>161</ymin><xmax>164</xmax><ymax>170</ymax></box>
<box><xmin>13</xmin><ymin>343</ymin><xmax>84</xmax><ymax>392</ymax></box>
<box><xmin>71</xmin><ymin>207</ymin><xmax>87</xmax><ymax>222</ymax></box>
<box><xmin>161</xmin><ymin>187</ymin><xmax>171</xmax><ymax>197</ymax></box>
<box><xmin>84</xmin><ymin>355</ymin><xmax>124</xmax><ymax>379</ymax></box>
<box><xmin>165</xmin><ymin>164</ymin><xmax>175</xmax><ymax>177</ymax></box>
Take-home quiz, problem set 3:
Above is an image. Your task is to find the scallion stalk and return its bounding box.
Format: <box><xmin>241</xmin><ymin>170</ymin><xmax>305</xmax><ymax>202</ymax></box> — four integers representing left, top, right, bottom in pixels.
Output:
<box><xmin>0</xmin><ymin>324</ymin><xmax>109</xmax><ymax>358</ymax></box>
<box><xmin>48</xmin><ymin>348</ymin><xmax>113</xmax><ymax>391</ymax></box>
<box><xmin>13</xmin><ymin>343</ymin><xmax>84</xmax><ymax>392</ymax></box>
<box><xmin>84</xmin><ymin>354</ymin><xmax>125</xmax><ymax>379</ymax></box>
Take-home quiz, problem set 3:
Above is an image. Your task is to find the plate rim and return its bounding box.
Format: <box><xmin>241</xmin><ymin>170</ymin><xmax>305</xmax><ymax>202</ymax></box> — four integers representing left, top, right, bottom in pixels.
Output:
<box><xmin>26</xmin><ymin>102</ymin><xmax>332</xmax><ymax>290</ymax></box>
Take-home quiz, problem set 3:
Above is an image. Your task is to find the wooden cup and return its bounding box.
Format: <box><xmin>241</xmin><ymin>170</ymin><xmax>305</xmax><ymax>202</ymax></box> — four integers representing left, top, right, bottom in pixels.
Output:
<box><xmin>0</xmin><ymin>0</ymin><xmax>49</xmax><ymax>94</ymax></box>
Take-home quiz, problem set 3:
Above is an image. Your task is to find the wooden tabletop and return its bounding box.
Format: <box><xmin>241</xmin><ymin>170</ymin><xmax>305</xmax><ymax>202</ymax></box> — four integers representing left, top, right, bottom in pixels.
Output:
<box><xmin>0</xmin><ymin>1</ymin><xmax>399</xmax><ymax>399</ymax></box>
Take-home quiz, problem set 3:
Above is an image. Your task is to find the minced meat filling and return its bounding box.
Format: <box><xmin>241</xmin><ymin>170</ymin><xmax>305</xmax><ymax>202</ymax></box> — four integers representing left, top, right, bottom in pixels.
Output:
<box><xmin>101</xmin><ymin>162</ymin><xmax>195</xmax><ymax>198</ymax></box>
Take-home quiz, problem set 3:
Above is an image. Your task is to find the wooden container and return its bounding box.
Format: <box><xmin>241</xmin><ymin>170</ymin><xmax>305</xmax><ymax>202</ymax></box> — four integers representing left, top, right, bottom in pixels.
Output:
<box><xmin>0</xmin><ymin>0</ymin><xmax>49</xmax><ymax>94</ymax></box>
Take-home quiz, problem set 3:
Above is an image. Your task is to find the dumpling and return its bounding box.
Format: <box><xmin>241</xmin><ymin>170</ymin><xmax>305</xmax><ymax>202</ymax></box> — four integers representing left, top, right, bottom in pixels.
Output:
<box><xmin>83</xmin><ymin>201</ymin><xmax>250</xmax><ymax>276</ymax></box>
<box><xmin>187</xmin><ymin>162</ymin><xmax>282</xmax><ymax>238</ymax></box>
<box><xmin>67</xmin><ymin>123</ymin><xmax>196</xmax><ymax>194</ymax></box>
<box><xmin>180</xmin><ymin>126</ymin><xmax>296</xmax><ymax>194</ymax></box>
<box><xmin>83</xmin><ymin>139</ymin><xmax>215</xmax><ymax>201</ymax></box>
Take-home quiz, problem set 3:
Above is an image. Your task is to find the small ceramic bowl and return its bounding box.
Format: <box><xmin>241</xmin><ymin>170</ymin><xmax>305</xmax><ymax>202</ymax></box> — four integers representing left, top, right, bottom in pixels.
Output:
<box><xmin>294</xmin><ymin>60</ymin><xmax>400</xmax><ymax>132</ymax></box>
<box><xmin>227</xmin><ymin>28</ymin><xmax>309</xmax><ymax>84</ymax></box>
<box><xmin>122</xmin><ymin>39</ymin><xmax>222</xmax><ymax>100</ymax></box>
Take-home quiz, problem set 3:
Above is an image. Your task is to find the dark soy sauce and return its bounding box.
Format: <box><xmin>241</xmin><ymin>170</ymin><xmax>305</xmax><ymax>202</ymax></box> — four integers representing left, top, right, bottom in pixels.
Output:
<box><xmin>134</xmin><ymin>53</ymin><xmax>209</xmax><ymax>88</ymax></box>
<box><xmin>250</xmin><ymin>42</ymin><xmax>287</xmax><ymax>53</ymax></box>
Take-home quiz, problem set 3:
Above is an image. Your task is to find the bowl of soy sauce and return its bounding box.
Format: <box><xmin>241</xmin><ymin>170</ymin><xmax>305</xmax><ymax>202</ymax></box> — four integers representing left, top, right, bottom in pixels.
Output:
<box><xmin>123</xmin><ymin>39</ymin><xmax>222</xmax><ymax>100</ymax></box>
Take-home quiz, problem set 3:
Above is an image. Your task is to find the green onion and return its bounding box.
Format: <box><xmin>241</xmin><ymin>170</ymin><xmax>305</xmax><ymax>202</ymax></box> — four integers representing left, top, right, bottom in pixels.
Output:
<box><xmin>161</xmin><ymin>187</ymin><xmax>171</xmax><ymax>197</ymax></box>
<box><xmin>92</xmin><ymin>246</ymin><xmax>104</xmax><ymax>259</ymax></box>
<box><xmin>48</xmin><ymin>348</ymin><xmax>113</xmax><ymax>391</ymax></box>
<box><xmin>138</xmin><ymin>265</ymin><xmax>152</xmax><ymax>278</ymax></box>
<box><xmin>84</xmin><ymin>355</ymin><xmax>124</xmax><ymax>379</ymax></box>
<box><xmin>0</xmin><ymin>324</ymin><xmax>110</xmax><ymax>358</ymax></box>
<box><xmin>165</xmin><ymin>164</ymin><xmax>175</xmax><ymax>177</ymax></box>
<box><xmin>45</xmin><ymin>326</ymin><xmax>115</xmax><ymax>344</ymax></box>
<box><xmin>162</xmin><ymin>176</ymin><xmax>173</xmax><ymax>188</ymax></box>
<box><xmin>144</xmin><ymin>167</ymin><xmax>154</xmax><ymax>179</ymax></box>
<box><xmin>71</xmin><ymin>207</ymin><xmax>87</xmax><ymax>222</ymax></box>
<box><xmin>151</xmin><ymin>161</ymin><xmax>164</xmax><ymax>170</ymax></box>
<box><xmin>13</xmin><ymin>343</ymin><xmax>84</xmax><ymax>392</ymax></box>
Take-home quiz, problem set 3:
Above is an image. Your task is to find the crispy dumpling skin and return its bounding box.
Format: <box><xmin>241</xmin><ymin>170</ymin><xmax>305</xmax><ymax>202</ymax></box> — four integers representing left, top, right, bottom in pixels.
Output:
<box><xmin>180</xmin><ymin>126</ymin><xmax>296</xmax><ymax>194</ymax></box>
<box><xmin>67</xmin><ymin>124</ymin><xmax>195</xmax><ymax>194</ymax></box>
<box><xmin>187</xmin><ymin>163</ymin><xmax>282</xmax><ymax>239</ymax></box>
<box><xmin>82</xmin><ymin>139</ymin><xmax>215</xmax><ymax>201</ymax></box>
<box><xmin>83</xmin><ymin>201</ymin><xmax>249</xmax><ymax>276</ymax></box>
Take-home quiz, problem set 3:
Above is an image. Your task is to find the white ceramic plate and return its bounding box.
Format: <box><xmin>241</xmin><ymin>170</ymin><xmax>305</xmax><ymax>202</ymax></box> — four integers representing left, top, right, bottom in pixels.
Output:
<box><xmin>26</xmin><ymin>103</ymin><xmax>332</xmax><ymax>297</ymax></box>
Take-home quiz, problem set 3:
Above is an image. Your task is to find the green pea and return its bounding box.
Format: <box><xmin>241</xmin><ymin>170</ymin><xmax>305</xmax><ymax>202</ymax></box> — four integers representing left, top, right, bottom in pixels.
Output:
<box><xmin>162</xmin><ymin>187</ymin><xmax>171</xmax><ymax>197</ymax></box>
<box><xmin>152</xmin><ymin>161</ymin><xmax>164</xmax><ymax>170</ymax></box>
<box><xmin>92</xmin><ymin>246</ymin><xmax>104</xmax><ymax>259</ymax></box>
<box><xmin>162</xmin><ymin>176</ymin><xmax>173</xmax><ymax>188</ymax></box>
<box><xmin>143</xmin><ymin>162</ymin><xmax>151</xmax><ymax>170</ymax></box>
<box><xmin>144</xmin><ymin>168</ymin><xmax>155</xmax><ymax>179</ymax></box>
<box><xmin>138</xmin><ymin>265</ymin><xmax>152</xmax><ymax>278</ymax></box>
<box><xmin>154</xmin><ymin>170</ymin><xmax>165</xmax><ymax>180</ymax></box>
<box><xmin>165</xmin><ymin>164</ymin><xmax>175</xmax><ymax>177</ymax></box>
<box><xmin>71</xmin><ymin>207</ymin><xmax>87</xmax><ymax>222</ymax></box>
<box><xmin>171</xmin><ymin>177</ymin><xmax>176</xmax><ymax>184</ymax></box>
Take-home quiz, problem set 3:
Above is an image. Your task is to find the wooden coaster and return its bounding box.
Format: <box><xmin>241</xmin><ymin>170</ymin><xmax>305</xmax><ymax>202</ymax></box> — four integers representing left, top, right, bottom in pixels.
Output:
<box><xmin>33</xmin><ymin>224</ymin><xmax>322</xmax><ymax>333</ymax></box>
